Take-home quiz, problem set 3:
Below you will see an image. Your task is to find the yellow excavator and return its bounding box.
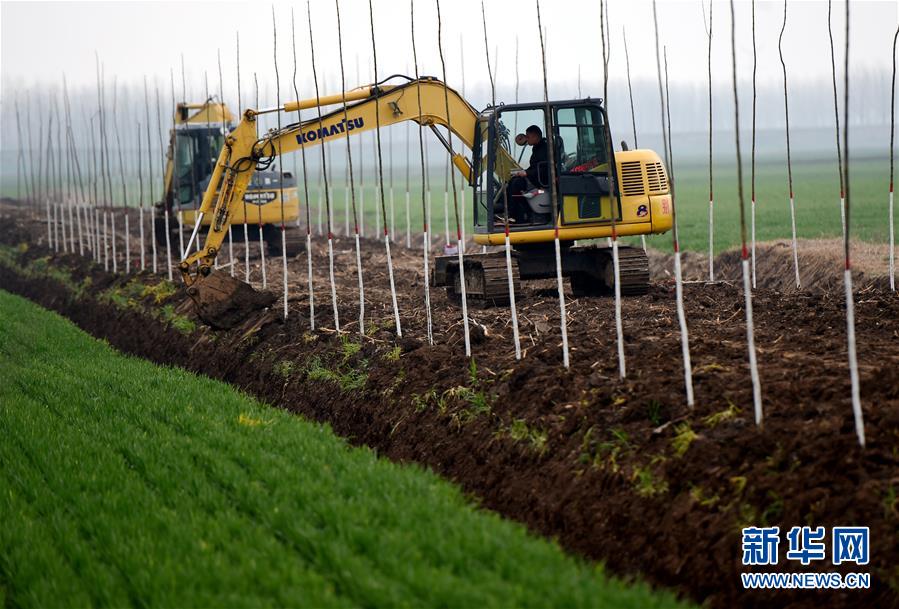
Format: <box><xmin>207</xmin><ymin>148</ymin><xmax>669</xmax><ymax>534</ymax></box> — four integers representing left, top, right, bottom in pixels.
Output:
<box><xmin>179</xmin><ymin>76</ymin><xmax>673</xmax><ymax>326</ymax></box>
<box><xmin>156</xmin><ymin>99</ymin><xmax>303</xmax><ymax>256</ymax></box>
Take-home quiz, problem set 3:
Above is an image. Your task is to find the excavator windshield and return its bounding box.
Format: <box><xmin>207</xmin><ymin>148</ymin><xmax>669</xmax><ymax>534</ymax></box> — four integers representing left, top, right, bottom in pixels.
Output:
<box><xmin>554</xmin><ymin>105</ymin><xmax>608</xmax><ymax>172</ymax></box>
<box><xmin>173</xmin><ymin>126</ymin><xmax>226</xmax><ymax>208</ymax></box>
<box><xmin>500</xmin><ymin>107</ymin><xmax>546</xmax><ymax>166</ymax></box>
<box><xmin>472</xmin><ymin>100</ymin><xmax>619</xmax><ymax>234</ymax></box>
<box><xmin>472</xmin><ymin>107</ymin><xmax>542</xmax><ymax>230</ymax></box>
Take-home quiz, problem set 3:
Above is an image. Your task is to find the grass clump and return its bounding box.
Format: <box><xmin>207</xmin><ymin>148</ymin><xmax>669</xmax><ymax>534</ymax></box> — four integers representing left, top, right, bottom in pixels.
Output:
<box><xmin>579</xmin><ymin>427</ymin><xmax>631</xmax><ymax>473</ymax></box>
<box><xmin>339</xmin><ymin>335</ymin><xmax>362</xmax><ymax>361</ymax></box>
<box><xmin>645</xmin><ymin>400</ymin><xmax>664</xmax><ymax>427</ymax></box>
<box><xmin>412</xmin><ymin>389</ymin><xmax>438</xmax><ymax>413</ymax></box>
<box><xmin>408</xmin><ymin>358</ymin><xmax>494</xmax><ymax>427</ymax></box>
<box><xmin>141</xmin><ymin>280</ymin><xmax>178</xmax><ymax>304</ymax></box>
<box><xmin>884</xmin><ymin>485</ymin><xmax>899</xmax><ymax>520</ymax></box>
<box><xmin>703</xmin><ymin>401</ymin><xmax>740</xmax><ymax>428</ymax></box>
<box><xmin>274</xmin><ymin>360</ymin><xmax>295</xmax><ymax>380</ymax></box>
<box><xmin>500</xmin><ymin>419</ymin><xmax>549</xmax><ymax>456</ymax></box>
<box><xmin>671</xmin><ymin>423</ymin><xmax>698</xmax><ymax>458</ymax></box>
<box><xmin>633</xmin><ymin>466</ymin><xmax>669</xmax><ymax>498</ymax></box>
<box><xmin>305</xmin><ymin>356</ymin><xmax>367</xmax><ymax>392</ymax></box>
<box><xmin>445</xmin><ymin>385</ymin><xmax>492</xmax><ymax>427</ymax></box>
<box><xmin>689</xmin><ymin>485</ymin><xmax>720</xmax><ymax>508</ymax></box>
<box><xmin>159</xmin><ymin>303</ymin><xmax>195</xmax><ymax>334</ymax></box>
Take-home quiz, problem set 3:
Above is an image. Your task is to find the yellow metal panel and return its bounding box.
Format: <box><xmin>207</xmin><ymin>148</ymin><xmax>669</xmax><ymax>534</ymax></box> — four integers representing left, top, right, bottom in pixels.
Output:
<box><xmin>452</xmin><ymin>153</ymin><xmax>472</xmax><ymax>183</ymax></box>
<box><xmin>472</xmin><ymin>147</ymin><xmax>672</xmax><ymax>246</ymax></box>
<box><xmin>474</xmin><ymin>221</ymin><xmax>654</xmax><ymax>246</ymax></box>
<box><xmin>561</xmin><ymin>194</ymin><xmax>616</xmax><ymax>224</ymax></box>
<box><xmin>180</xmin><ymin>188</ymin><xmax>299</xmax><ymax>226</ymax></box>
<box><xmin>284</xmin><ymin>87</ymin><xmax>373</xmax><ymax>112</ymax></box>
<box><xmin>562</xmin><ymin>195</ymin><xmax>578</xmax><ymax>222</ymax></box>
<box><xmin>176</xmin><ymin>102</ymin><xmax>234</xmax><ymax>126</ymax></box>
<box><xmin>649</xmin><ymin>193</ymin><xmax>673</xmax><ymax>233</ymax></box>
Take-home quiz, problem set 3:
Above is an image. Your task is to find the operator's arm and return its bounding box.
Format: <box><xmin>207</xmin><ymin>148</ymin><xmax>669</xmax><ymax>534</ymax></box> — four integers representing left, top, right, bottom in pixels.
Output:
<box><xmin>525</xmin><ymin>141</ymin><xmax>548</xmax><ymax>187</ymax></box>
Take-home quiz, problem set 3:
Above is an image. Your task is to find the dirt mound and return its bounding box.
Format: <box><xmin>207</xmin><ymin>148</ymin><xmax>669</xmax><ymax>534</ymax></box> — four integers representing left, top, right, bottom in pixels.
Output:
<box><xmin>650</xmin><ymin>238</ymin><xmax>893</xmax><ymax>293</ymax></box>
<box><xmin>188</xmin><ymin>270</ymin><xmax>277</xmax><ymax>329</ymax></box>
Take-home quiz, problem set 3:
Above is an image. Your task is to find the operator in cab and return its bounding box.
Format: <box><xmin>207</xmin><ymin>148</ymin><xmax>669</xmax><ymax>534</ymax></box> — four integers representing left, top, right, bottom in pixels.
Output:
<box><xmin>505</xmin><ymin>124</ymin><xmax>549</xmax><ymax>223</ymax></box>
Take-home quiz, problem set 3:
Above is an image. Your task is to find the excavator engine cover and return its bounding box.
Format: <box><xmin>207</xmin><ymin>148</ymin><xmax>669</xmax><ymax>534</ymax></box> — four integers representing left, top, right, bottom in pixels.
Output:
<box><xmin>187</xmin><ymin>271</ymin><xmax>276</xmax><ymax>330</ymax></box>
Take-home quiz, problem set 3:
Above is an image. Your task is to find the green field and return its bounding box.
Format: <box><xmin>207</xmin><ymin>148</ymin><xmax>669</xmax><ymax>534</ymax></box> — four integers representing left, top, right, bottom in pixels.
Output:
<box><xmin>0</xmin><ymin>290</ymin><xmax>685</xmax><ymax>608</ymax></box>
<box><xmin>280</xmin><ymin>155</ymin><xmax>888</xmax><ymax>254</ymax></box>
<box><xmin>338</xmin><ymin>156</ymin><xmax>891</xmax><ymax>255</ymax></box>
<box><xmin>638</xmin><ymin>155</ymin><xmax>891</xmax><ymax>254</ymax></box>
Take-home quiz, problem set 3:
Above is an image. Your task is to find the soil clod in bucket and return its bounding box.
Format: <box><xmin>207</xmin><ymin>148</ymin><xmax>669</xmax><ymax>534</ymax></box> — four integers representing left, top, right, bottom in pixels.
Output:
<box><xmin>187</xmin><ymin>271</ymin><xmax>276</xmax><ymax>330</ymax></box>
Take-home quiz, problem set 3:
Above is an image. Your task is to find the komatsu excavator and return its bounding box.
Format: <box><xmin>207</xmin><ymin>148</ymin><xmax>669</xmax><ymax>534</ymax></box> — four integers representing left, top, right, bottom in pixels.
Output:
<box><xmin>156</xmin><ymin>99</ymin><xmax>303</xmax><ymax>256</ymax></box>
<box><xmin>179</xmin><ymin>76</ymin><xmax>672</xmax><ymax>327</ymax></box>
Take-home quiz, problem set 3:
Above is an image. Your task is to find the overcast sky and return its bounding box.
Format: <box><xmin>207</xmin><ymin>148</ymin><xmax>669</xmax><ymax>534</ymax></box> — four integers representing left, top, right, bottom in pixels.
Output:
<box><xmin>2</xmin><ymin>0</ymin><xmax>897</xmax><ymax>105</ymax></box>
<box><xmin>0</xmin><ymin>0</ymin><xmax>897</xmax><ymax>174</ymax></box>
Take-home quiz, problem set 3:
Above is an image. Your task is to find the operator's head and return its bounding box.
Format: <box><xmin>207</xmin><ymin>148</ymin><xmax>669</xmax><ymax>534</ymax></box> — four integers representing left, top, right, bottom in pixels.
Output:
<box><xmin>525</xmin><ymin>125</ymin><xmax>543</xmax><ymax>146</ymax></box>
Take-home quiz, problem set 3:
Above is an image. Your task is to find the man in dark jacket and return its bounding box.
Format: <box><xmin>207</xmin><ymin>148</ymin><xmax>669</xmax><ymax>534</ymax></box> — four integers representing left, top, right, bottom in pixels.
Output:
<box><xmin>505</xmin><ymin>124</ymin><xmax>548</xmax><ymax>223</ymax></box>
<box><xmin>517</xmin><ymin>124</ymin><xmax>549</xmax><ymax>186</ymax></box>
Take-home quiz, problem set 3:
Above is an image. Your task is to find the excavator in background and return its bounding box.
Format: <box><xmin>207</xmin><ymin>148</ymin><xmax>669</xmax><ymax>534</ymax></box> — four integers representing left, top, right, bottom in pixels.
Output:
<box><xmin>155</xmin><ymin>99</ymin><xmax>303</xmax><ymax>256</ymax></box>
<box><xmin>179</xmin><ymin>76</ymin><xmax>673</xmax><ymax>327</ymax></box>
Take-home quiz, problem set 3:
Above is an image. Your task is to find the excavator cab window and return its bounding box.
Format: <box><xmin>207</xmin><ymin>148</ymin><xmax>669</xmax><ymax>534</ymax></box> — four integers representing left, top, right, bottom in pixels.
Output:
<box><xmin>552</xmin><ymin>103</ymin><xmax>620</xmax><ymax>225</ymax></box>
<box><xmin>553</xmin><ymin>106</ymin><xmax>607</xmax><ymax>172</ymax></box>
<box><xmin>173</xmin><ymin>127</ymin><xmax>225</xmax><ymax>208</ymax></box>
<box><xmin>473</xmin><ymin>113</ymin><xmax>501</xmax><ymax>231</ymax></box>
<box><xmin>471</xmin><ymin>116</ymin><xmax>493</xmax><ymax>231</ymax></box>
<box><xmin>473</xmin><ymin>101</ymin><xmax>620</xmax><ymax>233</ymax></box>
<box><xmin>473</xmin><ymin>107</ymin><xmax>551</xmax><ymax>234</ymax></box>
<box><xmin>502</xmin><ymin>108</ymin><xmax>546</xmax><ymax>166</ymax></box>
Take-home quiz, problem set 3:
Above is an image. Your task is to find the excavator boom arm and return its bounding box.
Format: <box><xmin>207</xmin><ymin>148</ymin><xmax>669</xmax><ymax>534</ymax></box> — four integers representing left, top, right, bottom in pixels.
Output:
<box><xmin>179</xmin><ymin>77</ymin><xmax>505</xmax><ymax>282</ymax></box>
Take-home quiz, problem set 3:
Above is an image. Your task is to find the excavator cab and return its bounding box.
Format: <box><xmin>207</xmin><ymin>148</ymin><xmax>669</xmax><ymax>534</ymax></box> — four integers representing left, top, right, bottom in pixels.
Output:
<box><xmin>468</xmin><ymin>98</ymin><xmax>672</xmax><ymax>249</ymax></box>
<box><xmin>472</xmin><ymin>100</ymin><xmax>620</xmax><ymax>237</ymax></box>
<box><xmin>434</xmin><ymin>97</ymin><xmax>673</xmax><ymax>303</ymax></box>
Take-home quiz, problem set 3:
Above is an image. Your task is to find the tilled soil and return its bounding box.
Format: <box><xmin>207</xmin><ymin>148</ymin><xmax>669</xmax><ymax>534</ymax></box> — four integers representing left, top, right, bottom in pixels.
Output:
<box><xmin>3</xmin><ymin>205</ymin><xmax>899</xmax><ymax>609</ymax></box>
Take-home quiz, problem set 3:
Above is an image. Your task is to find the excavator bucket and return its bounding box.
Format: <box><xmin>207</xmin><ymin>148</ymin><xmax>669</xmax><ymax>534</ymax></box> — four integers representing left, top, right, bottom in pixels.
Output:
<box><xmin>187</xmin><ymin>271</ymin><xmax>276</xmax><ymax>330</ymax></box>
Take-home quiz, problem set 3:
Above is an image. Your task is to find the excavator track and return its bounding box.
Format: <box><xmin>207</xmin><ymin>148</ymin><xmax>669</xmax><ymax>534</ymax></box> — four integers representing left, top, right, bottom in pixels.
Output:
<box><xmin>568</xmin><ymin>244</ymin><xmax>650</xmax><ymax>297</ymax></box>
<box><xmin>608</xmin><ymin>246</ymin><xmax>650</xmax><ymax>296</ymax></box>
<box><xmin>442</xmin><ymin>252</ymin><xmax>521</xmax><ymax>308</ymax></box>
